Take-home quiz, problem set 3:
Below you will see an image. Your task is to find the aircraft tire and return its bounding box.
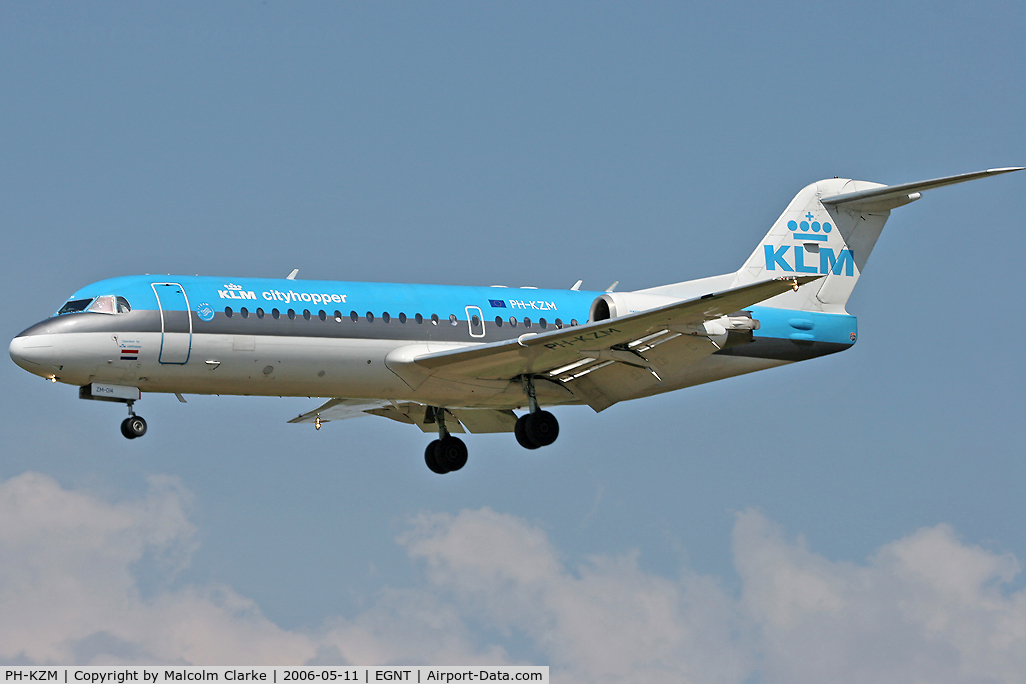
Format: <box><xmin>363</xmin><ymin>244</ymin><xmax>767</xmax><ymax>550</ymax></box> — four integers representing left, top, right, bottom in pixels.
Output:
<box><xmin>514</xmin><ymin>415</ymin><xmax>540</xmax><ymax>450</ymax></box>
<box><xmin>425</xmin><ymin>440</ymin><xmax>449</xmax><ymax>474</ymax></box>
<box><xmin>122</xmin><ymin>416</ymin><xmax>147</xmax><ymax>439</ymax></box>
<box><xmin>525</xmin><ymin>410</ymin><xmax>558</xmax><ymax>447</ymax></box>
<box><xmin>436</xmin><ymin>436</ymin><xmax>468</xmax><ymax>472</ymax></box>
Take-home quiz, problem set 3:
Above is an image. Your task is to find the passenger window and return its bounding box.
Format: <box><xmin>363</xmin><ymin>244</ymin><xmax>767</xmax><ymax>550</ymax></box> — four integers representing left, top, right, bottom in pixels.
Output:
<box><xmin>449</xmin><ymin>314</ymin><xmax>458</xmax><ymax>326</ymax></box>
<box><xmin>415</xmin><ymin>313</ymin><xmax>424</xmax><ymax>324</ymax></box>
<box><xmin>116</xmin><ymin>297</ymin><xmax>132</xmax><ymax>313</ymax></box>
<box><xmin>256</xmin><ymin>308</ymin><xmax>265</xmax><ymax>318</ymax></box>
<box><xmin>334</xmin><ymin>310</ymin><xmax>343</xmax><ymax>322</ymax></box>
<box><xmin>509</xmin><ymin>316</ymin><xmax>517</xmax><ymax>327</ymax></box>
<box><xmin>399</xmin><ymin>312</ymin><xmax>407</xmax><ymax>323</ymax></box>
<box><xmin>555</xmin><ymin>318</ymin><xmax>563</xmax><ymax>329</ymax></box>
<box><xmin>366</xmin><ymin>312</ymin><xmax>375</xmax><ymax>322</ymax></box>
<box><xmin>571</xmin><ymin>319</ymin><xmax>578</xmax><ymax>326</ymax></box>
<box><xmin>225</xmin><ymin>307</ymin><xmax>234</xmax><ymax>318</ymax></box>
<box><xmin>241</xmin><ymin>307</ymin><xmax>249</xmax><ymax>318</ymax></box>
<box><xmin>318</xmin><ymin>310</ymin><xmax>326</xmax><ymax>321</ymax></box>
<box><xmin>471</xmin><ymin>315</ymin><xmax>480</xmax><ymax>325</ymax></box>
<box><xmin>350</xmin><ymin>311</ymin><xmax>359</xmax><ymax>322</ymax></box>
<box><xmin>288</xmin><ymin>309</ymin><xmax>296</xmax><ymax>320</ymax></box>
<box><xmin>87</xmin><ymin>295</ymin><xmax>116</xmax><ymax>314</ymax></box>
<box><xmin>430</xmin><ymin>314</ymin><xmax>439</xmax><ymax>325</ymax></box>
<box><xmin>495</xmin><ymin>316</ymin><xmax>503</xmax><ymax>327</ymax></box>
<box><xmin>523</xmin><ymin>317</ymin><xmax>531</xmax><ymax>328</ymax></box>
<box><xmin>383</xmin><ymin>312</ymin><xmax>391</xmax><ymax>323</ymax></box>
<box><xmin>539</xmin><ymin>318</ymin><xmax>547</xmax><ymax>329</ymax></box>
<box><xmin>272</xmin><ymin>308</ymin><xmax>280</xmax><ymax>319</ymax></box>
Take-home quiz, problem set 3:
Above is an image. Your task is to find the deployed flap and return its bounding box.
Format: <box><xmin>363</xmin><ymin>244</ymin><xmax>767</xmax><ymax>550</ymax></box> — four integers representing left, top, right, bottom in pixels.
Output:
<box><xmin>364</xmin><ymin>403</ymin><xmax>467</xmax><ymax>433</ymax></box>
<box><xmin>413</xmin><ymin>276</ymin><xmax>820</xmax><ymax>381</ymax></box>
<box><xmin>288</xmin><ymin>398</ymin><xmax>392</xmax><ymax>424</ymax></box>
<box><xmin>451</xmin><ymin>409</ymin><xmax>518</xmax><ymax>433</ymax></box>
<box><xmin>289</xmin><ymin>398</ymin><xmax>507</xmax><ymax>434</ymax></box>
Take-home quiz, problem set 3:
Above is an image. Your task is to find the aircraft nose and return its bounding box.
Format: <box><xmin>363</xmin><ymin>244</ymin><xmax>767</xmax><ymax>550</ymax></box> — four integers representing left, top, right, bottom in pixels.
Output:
<box><xmin>9</xmin><ymin>334</ymin><xmax>55</xmax><ymax>375</ymax></box>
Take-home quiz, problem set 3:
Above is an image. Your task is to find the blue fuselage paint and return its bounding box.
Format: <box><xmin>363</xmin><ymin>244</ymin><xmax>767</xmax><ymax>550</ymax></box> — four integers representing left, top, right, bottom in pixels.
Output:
<box><xmin>40</xmin><ymin>274</ymin><xmax>859</xmax><ymax>348</ymax></box>
<box><xmin>64</xmin><ymin>275</ymin><xmax>596</xmax><ymax>330</ymax></box>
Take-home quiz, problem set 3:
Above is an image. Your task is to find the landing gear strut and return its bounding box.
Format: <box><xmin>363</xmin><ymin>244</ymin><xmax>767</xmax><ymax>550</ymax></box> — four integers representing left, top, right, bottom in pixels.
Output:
<box><xmin>514</xmin><ymin>375</ymin><xmax>559</xmax><ymax>450</ymax></box>
<box><xmin>424</xmin><ymin>407</ymin><xmax>468</xmax><ymax>475</ymax></box>
<box><xmin>120</xmin><ymin>402</ymin><xmax>147</xmax><ymax>439</ymax></box>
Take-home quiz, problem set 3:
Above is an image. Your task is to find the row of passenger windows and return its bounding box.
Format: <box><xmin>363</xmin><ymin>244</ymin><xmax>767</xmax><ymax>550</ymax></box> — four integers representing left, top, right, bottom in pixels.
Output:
<box><xmin>223</xmin><ymin>306</ymin><xmax>579</xmax><ymax>329</ymax></box>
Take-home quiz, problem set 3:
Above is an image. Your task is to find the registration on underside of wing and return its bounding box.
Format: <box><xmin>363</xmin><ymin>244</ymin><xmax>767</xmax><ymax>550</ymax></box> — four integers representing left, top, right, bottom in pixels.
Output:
<box><xmin>412</xmin><ymin>276</ymin><xmax>821</xmax><ymax>383</ymax></box>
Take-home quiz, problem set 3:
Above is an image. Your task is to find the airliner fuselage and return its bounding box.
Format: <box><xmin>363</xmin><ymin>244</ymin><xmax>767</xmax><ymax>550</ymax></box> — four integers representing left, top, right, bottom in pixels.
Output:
<box><xmin>11</xmin><ymin>168</ymin><xmax>1022</xmax><ymax>474</ymax></box>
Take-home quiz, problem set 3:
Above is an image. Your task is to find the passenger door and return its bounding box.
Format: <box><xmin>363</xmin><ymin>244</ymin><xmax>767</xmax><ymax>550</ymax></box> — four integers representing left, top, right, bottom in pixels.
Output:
<box><xmin>151</xmin><ymin>283</ymin><xmax>192</xmax><ymax>364</ymax></box>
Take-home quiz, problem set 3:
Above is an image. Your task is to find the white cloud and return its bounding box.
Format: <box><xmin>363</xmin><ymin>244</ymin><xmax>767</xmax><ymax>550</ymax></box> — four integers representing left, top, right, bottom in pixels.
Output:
<box><xmin>734</xmin><ymin>512</ymin><xmax>1026</xmax><ymax>684</ymax></box>
<box><xmin>0</xmin><ymin>472</ymin><xmax>314</xmax><ymax>665</ymax></box>
<box><xmin>2</xmin><ymin>472</ymin><xmax>1026</xmax><ymax>683</ymax></box>
<box><xmin>400</xmin><ymin>508</ymin><xmax>749</xmax><ymax>684</ymax></box>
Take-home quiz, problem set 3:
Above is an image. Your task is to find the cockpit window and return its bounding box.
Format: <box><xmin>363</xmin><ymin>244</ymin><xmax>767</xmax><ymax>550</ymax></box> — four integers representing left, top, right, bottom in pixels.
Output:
<box><xmin>57</xmin><ymin>299</ymin><xmax>92</xmax><ymax>315</ymax></box>
<box><xmin>87</xmin><ymin>295</ymin><xmax>117</xmax><ymax>314</ymax></box>
<box><xmin>56</xmin><ymin>295</ymin><xmax>132</xmax><ymax>315</ymax></box>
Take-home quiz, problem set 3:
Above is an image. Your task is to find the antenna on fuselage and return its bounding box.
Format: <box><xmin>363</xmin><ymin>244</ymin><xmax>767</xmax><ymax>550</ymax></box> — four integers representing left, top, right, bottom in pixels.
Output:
<box><xmin>286</xmin><ymin>269</ymin><xmax>299</xmax><ymax>280</ymax></box>
<box><xmin>570</xmin><ymin>280</ymin><xmax>582</xmax><ymax>291</ymax></box>
<box><xmin>605</xmin><ymin>281</ymin><xmax>619</xmax><ymax>292</ymax></box>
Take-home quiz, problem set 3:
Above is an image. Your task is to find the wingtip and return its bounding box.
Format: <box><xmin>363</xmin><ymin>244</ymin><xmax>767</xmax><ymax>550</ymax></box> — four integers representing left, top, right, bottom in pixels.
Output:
<box><xmin>986</xmin><ymin>166</ymin><xmax>1026</xmax><ymax>174</ymax></box>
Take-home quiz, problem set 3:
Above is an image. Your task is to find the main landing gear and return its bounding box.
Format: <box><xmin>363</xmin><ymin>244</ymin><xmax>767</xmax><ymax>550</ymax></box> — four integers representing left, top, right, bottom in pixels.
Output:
<box><xmin>514</xmin><ymin>410</ymin><xmax>559</xmax><ymax>449</ymax></box>
<box><xmin>120</xmin><ymin>402</ymin><xmax>147</xmax><ymax>439</ymax></box>
<box><xmin>514</xmin><ymin>375</ymin><xmax>559</xmax><ymax>450</ymax></box>
<box><xmin>424</xmin><ymin>407</ymin><xmax>468</xmax><ymax>475</ymax></box>
<box><xmin>423</xmin><ymin>376</ymin><xmax>561</xmax><ymax>475</ymax></box>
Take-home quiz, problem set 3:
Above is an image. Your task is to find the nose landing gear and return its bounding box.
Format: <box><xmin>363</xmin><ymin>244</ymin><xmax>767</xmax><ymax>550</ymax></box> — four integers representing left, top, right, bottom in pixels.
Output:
<box><xmin>120</xmin><ymin>402</ymin><xmax>147</xmax><ymax>439</ymax></box>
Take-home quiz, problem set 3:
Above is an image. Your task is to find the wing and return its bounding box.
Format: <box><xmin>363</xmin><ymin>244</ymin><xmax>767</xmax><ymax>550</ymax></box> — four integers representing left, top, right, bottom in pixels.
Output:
<box><xmin>291</xmin><ymin>277</ymin><xmax>819</xmax><ymax>425</ymax></box>
<box><xmin>289</xmin><ymin>398</ymin><xmax>517</xmax><ymax>433</ymax></box>
<box><xmin>396</xmin><ymin>275</ymin><xmax>822</xmax><ymax>410</ymax></box>
<box><xmin>413</xmin><ymin>276</ymin><xmax>818</xmax><ymax>377</ymax></box>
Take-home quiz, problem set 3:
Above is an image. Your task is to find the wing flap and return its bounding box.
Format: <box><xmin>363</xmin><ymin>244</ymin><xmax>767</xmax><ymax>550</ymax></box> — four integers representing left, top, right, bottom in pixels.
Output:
<box><xmin>289</xmin><ymin>398</ymin><xmax>514</xmax><ymax>435</ymax></box>
<box><xmin>288</xmin><ymin>398</ymin><xmax>392</xmax><ymax>424</ymax></box>
<box><xmin>451</xmin><ymin>409</ymin><xmax>519</xmax><ymax>433</ymax></box>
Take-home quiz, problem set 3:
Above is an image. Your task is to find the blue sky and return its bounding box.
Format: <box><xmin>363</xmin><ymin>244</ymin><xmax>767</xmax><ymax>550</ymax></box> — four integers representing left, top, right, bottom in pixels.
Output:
<box><xmin>2</xmin><ymin>2</ymin><xmax>1025</xmax><ymax>680</ymax></box>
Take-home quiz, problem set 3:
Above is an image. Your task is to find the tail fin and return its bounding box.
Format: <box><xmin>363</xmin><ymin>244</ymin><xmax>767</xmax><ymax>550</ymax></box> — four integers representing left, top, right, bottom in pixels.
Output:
<box><xmin>735</xmin><ymin>168</ymin><xmax>1024</xmax><ymax>312</ymax></box>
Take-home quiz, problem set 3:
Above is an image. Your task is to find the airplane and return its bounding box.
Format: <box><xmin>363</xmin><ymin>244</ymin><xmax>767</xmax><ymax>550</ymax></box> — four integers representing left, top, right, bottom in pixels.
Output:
<box><xmin>10</xmin><ymin>167</ymin><xmax>1023</xmax><ymax>474</ymax></box>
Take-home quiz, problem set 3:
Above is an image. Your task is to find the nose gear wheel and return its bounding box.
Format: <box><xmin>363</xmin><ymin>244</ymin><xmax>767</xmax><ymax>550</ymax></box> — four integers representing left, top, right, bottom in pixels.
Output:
<box><xmin>120</xmin><ymin>415</ymin><xmax>147</xmax><ymax>439</ymax></box>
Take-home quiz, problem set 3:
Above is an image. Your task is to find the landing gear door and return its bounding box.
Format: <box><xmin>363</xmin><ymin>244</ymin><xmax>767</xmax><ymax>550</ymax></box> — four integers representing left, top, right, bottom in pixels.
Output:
<box><xmin>152</xmin><ymin>283</ymin><xmax>192</xmax><ymax>364</ymax></box>
<box><xmin>465</xmin><ymin>306</ymin><xmax>485</xmax><ymax>339</ymax></box>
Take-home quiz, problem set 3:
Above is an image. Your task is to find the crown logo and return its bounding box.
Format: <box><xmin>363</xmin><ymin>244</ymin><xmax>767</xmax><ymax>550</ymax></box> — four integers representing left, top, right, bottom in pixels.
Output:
<box><xmin>224</xmin><ymin>283</ymin><xmax>244</xmax><ymax>290</ymax></box>
<box><xmin>788</xmin><ymin>212</ymin><xmax>832</xmax><ymax>241</ymax></box>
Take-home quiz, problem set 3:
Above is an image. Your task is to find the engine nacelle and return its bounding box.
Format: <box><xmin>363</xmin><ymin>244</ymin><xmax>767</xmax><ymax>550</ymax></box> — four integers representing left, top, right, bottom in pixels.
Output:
<box><xmin>589</xmin><ymin>292</ymin><xmax>681</xmax><ymax>322</ymax></box>
<box><xmin>681</xmin><ymin>313</ymin><xmax>760</xmax><ymax>349</ymax></box>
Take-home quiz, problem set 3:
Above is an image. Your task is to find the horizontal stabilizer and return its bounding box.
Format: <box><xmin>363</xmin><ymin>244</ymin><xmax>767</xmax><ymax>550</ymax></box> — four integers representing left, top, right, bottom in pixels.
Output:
<box><xmin>821</xmin><ymin>167</ymin><xmax>1024</xmax><ymax>212</ymax></box>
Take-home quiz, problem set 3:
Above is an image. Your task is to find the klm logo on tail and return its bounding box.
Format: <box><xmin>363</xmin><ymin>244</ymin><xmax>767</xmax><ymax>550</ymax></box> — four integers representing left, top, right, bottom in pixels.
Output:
<box><xmin>788</xmin><ymin>213</ymin><xmax>832</xmax><ymax>241</ymax></box>
<box><xmin>764</xmin><ymin>212</ymin><xmax>855</xmax><ymax>275</ymax></box>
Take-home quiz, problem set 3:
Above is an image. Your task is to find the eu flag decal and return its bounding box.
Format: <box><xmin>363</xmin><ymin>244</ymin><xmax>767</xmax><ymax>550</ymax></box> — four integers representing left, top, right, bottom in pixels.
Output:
<box><xmin>488</xmin><ymin>299</ymin><xmax>507</xmax><ymax>308</ymax></box>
